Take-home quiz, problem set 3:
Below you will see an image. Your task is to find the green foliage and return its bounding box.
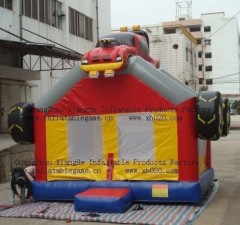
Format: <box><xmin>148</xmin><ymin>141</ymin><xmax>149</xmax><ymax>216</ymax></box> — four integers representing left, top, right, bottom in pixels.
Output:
<box><xmin>199</xmin><ymin>85</ymin><xmax>208</xmax><ymax>92</ymax></box>
<box><xmin>231</xmin><ymin>100</ymin><xmax>240</xmax><ymax>114</ymax></box>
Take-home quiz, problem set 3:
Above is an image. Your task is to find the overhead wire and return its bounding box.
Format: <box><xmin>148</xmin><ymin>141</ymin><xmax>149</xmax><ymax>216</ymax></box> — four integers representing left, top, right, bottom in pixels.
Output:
<box><xmin>212</xmin><ymin>72</ymin><xmax>240</xmax><ymax>80</ymax></box>
<box><xmin>205</xmin><ymin>9</ymin><xmax>240</xmax><ymax>40</ymax></box>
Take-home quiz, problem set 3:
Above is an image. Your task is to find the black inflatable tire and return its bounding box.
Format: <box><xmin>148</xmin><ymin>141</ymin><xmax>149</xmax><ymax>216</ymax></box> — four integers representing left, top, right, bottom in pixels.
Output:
<box><xmin>221</xmin><ymin>98</ymin><xmax>231</xmax><ymax>137</ymax></box>
<box><xmin>196</xmin><ymin>91</ymin><xmax>223</xmax><ymax>140</ymax></box>
<box><xmin>8</xmin><ymin>102</ymin><xmax>34</xmax><ymax>144</ymax></box>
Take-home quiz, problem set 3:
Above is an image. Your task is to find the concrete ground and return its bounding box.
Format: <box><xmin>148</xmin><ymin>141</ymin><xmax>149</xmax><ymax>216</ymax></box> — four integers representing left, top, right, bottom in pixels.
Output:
<box><xmin>230</xmin><ymin>114</ymin><xmax>240</xmax><ymax>129</ymax></box>
<box><xmin>194</xmin><ymin>129</ymin><xmax>240</xmax><ymax>225</ymax></box>
<box><xmin>0</xmin><ymin>134</ymin><xmax>16</xmax><ymax>151</ymax></box>
<box><xmin>0</xmin><ymin>116</ymin><xmax>239</xmax><ymax>225</ymax></box>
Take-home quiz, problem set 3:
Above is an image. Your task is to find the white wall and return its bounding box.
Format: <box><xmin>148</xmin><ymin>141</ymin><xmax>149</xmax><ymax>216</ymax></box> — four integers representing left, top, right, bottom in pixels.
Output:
<box><xmin>157</xmin><ymin>34</ymin><xmax>197</xmax><ymax>88</ymax></box>
<box><xmin>0</xmin><ymin>0</ymin><xmax>111</xmax><ymax>102</ymax></box>
<box><xmin>0</xmin><ymin>4</ymin><xmax>20</xmax><ymax>41</ymax></box>
<box><xmin>202</xmin><ymin>13</ymin><xmax>240</xmax><ymax>94</ymax></box>
<box><xmin>98</xmin><ymin>0</ymin><xmax>111</xmax><ymax>37</ymax></box>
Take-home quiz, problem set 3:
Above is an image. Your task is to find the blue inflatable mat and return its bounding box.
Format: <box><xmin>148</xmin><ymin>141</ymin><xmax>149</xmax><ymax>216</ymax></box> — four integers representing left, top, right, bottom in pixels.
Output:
<box><xmin>74</xmin><ymin>188</ymin><xmax>133</xmax><ymax>213</ymax></box>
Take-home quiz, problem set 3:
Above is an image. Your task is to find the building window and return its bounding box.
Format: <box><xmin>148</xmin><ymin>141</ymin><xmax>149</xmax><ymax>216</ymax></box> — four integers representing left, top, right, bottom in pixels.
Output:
<box><xmin>24</xmin><ymin>0</ymin><xmax>31</xmax><ymax>18</ymax></box>
<box><xmin>204</xmin><ymin>26</ymin><xmax>211</xmax><ymax>32</ymax></box>
<box><xmin>45</xmin><ymin>0</ymin><xmax>51</xmax><ymax>25</ymax></box>
<box><xmin>194</xmin><ymin>53</ymin><xmax>197</xmax><ymax>67</ymax></box>
<box><xmin>198</xmin><ymin>65</ymin><xmax>203</xmax><ymax>71</ymax></box>
<box><xmin>197</xmin><ymin>39</ymin><xmax>202</xmax><ymax>45</ymax></box>
<box><xmin>204</xmin><ymin>39</ymin><xmax>211</xmax><ymax>45</ymax></box>
<box><xmin>22</xmin><ymin>0</ymin><xmax>63</xmax><ymax>29</ymax></box>
<box><xmin>55</xmin><ymin>1</ymin><xmax>63</xmax><ymax>28</ymax></box>
<box><xmin>185</xmin><ymin>48</ymin><xmax>189</xmax><ymax>61</ymax></box>
<box><xmin>164</xmin><ymin>28</ymin><xmax>176</xmax><ymax>34</ymax></box>
<box><xmin>199</xmin><ymin>78</ymin><xmax>203</xmax><ymax>84</ymax></box>
<box><xmin>205</xmin><ymin>66</ymin><xmax>212</xmax><ymax>71</ymax></box>
<box><xmin>189</xmin><ymin>26</ymin><xmax>201</xmax><ymax>32</ymax></box>
<box><xmin>32</xmin><ymin>0</ymin><xmax>38</xmax><ymax>20</ymax></box>
<box><xmin>190</xmin><ymin>50</ymin><xmax>193</xmax><ymax>65</ymax></box>
<box><xmin>205</xmin><ymin>52</ymin><xmax>212</xmax><ymax>58</ymax></box>
<box><xmin>173</xmin><ymin>44</ymin><xmax>179</xmax><ymax>49</ymax></box>
<box><xmin>0</xmin><ymin>0</ymin><xmax>12</xmax><ymax>10</ymax></box>
<box><xmin>85</xmin><ymin>16</ymin><xmax>93</xmax><ymax>41</ymax></box>
<box><xmin>69</xmin><ymin>7</ymin><xmax>93</xmax><ymax>41</ymax></box>
<box><xmin>39</xmin><ymin>0</ymin><xmax>44</xmax><ymax>22</ymax></box>
<box><xmin>206</xmin><ymin>79</ymin><xmax>213</xmax><ymax>85</ymax></box>
<box><xmin>198</xmin><ymin>51</ymin><xmax>202</xmax><ymax>58</ymax></box>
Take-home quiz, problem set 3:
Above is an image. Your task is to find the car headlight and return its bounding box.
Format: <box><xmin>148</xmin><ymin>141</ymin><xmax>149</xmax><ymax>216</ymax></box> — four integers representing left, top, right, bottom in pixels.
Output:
<box><xmin>81</xmin><ymin>59</ymin><xmax>88</xmax><ymax>65</ymax></box>
<box><xmin>116</xmin><ymin>55</ymin><xmax>123</xmax><ymax>62</ymax></box>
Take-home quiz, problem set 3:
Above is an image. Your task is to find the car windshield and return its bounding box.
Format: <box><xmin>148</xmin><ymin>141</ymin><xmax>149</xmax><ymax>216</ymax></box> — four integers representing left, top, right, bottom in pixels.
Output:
<box><xmin>96</xmin><ymin>32</ymin><xmax>135</xmax><ymax>47</ymax></box>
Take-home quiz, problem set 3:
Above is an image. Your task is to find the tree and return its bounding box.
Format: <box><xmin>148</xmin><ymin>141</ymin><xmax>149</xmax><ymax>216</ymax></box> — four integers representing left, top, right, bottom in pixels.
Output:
<box><xmin>231</xmin><ymin>100</ymin><xmax>240</xmax><ymax>114</ymax></box>
<box><xmin>199</xmin><ymin>85</ymin><xmax>208</xmax><ymax>92</ymax></box>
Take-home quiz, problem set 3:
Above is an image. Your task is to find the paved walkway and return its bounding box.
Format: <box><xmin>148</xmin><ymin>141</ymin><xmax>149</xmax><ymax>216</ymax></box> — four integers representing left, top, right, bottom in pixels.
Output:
<box><xmin>0</xmin><ymin>134</ymin><xmax>16</xmax><ymax>151</ymax></box>
<box><xmin>230</xmin><ymin>115</ymin><xmax>240</xmax><ymax>129</ymax></box>
<box><xmin>194</xmin><ymin>130</ymin><xmax>240</xmax><ymax>225</ymax></box>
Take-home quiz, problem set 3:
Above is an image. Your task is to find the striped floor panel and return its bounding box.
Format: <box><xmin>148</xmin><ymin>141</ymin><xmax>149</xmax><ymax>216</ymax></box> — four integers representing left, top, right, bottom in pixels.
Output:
<box><xmin>0</xmin><ymin>181</ymin><xmax>219</xmax><ymax>225</ymax></box>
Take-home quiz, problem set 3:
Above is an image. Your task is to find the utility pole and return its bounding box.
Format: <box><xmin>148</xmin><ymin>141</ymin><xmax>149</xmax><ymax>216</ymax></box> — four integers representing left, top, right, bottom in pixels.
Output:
<box><xmin>96</xmin><ymin>0</ymin><xmax>99</xmax><ymax>40</ymax></box>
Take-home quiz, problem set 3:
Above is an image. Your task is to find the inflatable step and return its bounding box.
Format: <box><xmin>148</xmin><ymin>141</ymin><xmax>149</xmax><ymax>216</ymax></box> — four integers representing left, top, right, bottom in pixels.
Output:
<box><xmin>74</xmin><ymin>187</ymin><xmax>132</xmax><ymax>213</ymax></box>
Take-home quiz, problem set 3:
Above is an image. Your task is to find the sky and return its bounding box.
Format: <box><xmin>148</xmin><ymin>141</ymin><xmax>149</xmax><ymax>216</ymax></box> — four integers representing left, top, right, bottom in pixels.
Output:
<box><xmin>111</xmin><ymin>0</ymin><xmax>240</xmax><ymax>28</ymax></box>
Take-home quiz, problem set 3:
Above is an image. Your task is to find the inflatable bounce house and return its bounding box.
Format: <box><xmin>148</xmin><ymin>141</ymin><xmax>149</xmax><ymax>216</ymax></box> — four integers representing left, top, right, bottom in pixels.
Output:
<box><xmin>8</xmin><ymin>27</ymin><xmax>230</xmax><ymax>213</ymax></box>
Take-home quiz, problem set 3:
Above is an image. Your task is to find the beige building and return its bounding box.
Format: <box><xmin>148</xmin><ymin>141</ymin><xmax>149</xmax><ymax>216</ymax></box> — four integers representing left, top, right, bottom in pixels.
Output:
<box><xmin>142</xmin><ymin>12</ymin><xmax>240</xmax><ymax>95</ymax></box>
<box><xmin>142</xmin><ymin>22</ymin><xmax>199</xmax><ymax>91</ymax></box>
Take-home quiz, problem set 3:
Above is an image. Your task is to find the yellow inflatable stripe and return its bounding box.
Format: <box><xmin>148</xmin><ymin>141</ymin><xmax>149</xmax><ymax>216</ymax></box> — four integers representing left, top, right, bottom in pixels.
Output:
<box><xmin>46</xmin><ymin>119</ymin><xmax>68</xmax><ymax>180</ymax></box>
<box><xmin>207</xmin><ymin>115</ymin><xmax>216</xmax><ymax>124</ymax></box>
<box><xmin>102</xmin><ymin>114</ymin><xmax>119</xmax><ymax>159</ymax></box>
<box><xmin>208</xmin><ymin>96</ymin><xmax>217</xmax><ymax>102</ymax></box>
<box><xmin>197</xmin><ymin>114</ymin><xmax>206</xmax><ymax>124</ymax></box>
<box><xmin>153</xmin><ymin>111</ymin><xmax>178</xmax><ymax>180</ymax></box>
